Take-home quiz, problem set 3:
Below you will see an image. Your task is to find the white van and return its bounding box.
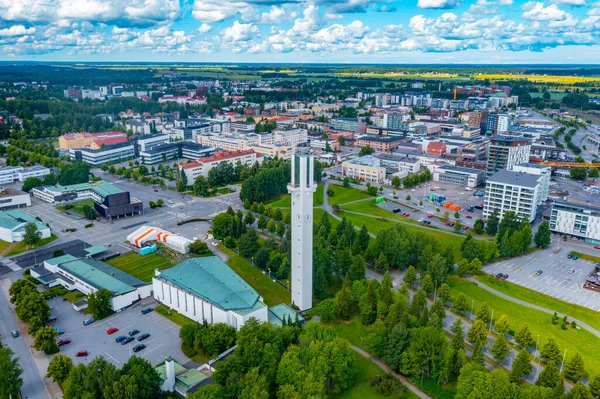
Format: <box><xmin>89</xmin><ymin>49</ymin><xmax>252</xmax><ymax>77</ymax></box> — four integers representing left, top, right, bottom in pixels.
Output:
<box><xmin>465</xmin><ymin>187</ymin><xmax>472</xmax><ymax>191</ymax></box>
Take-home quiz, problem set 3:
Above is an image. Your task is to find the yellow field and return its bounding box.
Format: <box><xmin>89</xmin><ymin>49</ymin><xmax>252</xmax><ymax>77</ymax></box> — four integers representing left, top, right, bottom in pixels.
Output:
<box><xmin>336</xmin><ymin>72</ymin><xmax>459</xmax><ymax>79</ymax></box>
<box><xmin>473</xmin><ymin>73</ymin><xmax>600</xmax><ymax>84</ymax></box>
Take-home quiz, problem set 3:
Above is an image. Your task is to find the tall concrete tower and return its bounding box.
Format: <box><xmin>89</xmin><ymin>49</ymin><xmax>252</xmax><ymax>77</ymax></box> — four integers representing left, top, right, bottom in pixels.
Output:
<box><xmin>288</xmin><ymin>154</ymin><xmax>316</xmax><ymax>311</ymax></box>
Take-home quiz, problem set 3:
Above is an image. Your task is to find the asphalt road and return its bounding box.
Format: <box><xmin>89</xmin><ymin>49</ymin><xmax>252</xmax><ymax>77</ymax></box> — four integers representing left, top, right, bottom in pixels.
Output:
<box><xmin>10</xmin><ymin>239</ymin><xmax>89</xmax><ymax>269</ymax></box>
<box><xmin>0</xmin><ymin>274</ymin><xmax>49</xmax><ymax>399</ymax></box>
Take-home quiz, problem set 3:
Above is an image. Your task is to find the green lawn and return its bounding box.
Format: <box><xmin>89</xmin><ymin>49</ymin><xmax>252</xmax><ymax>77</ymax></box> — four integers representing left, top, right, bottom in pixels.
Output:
<box><xmin>448</xmin><ymin>276</ymin><xmax>600</xmax><ymax>376</ymax></box>
<box><xmin>56</xmin><ymin>198</ymin><xmax>95</xmax><ymax>215</ymax></box>
<box><xmin>325</xmin><ymin>318</ymin><xmax>372</xmax><ymax>351</ymax></box>
<box><xmin>106</xmin><ymin>252</ymin><xmax>173</xmax><ymax>282</ymax></box>
<box><xmin>475</xmin><ymin>274</ymin><xmax>600</xmax><ymax>332</ymax></box>
<box><xmin>336</xmin><ymin>354</ymin><xmax>420</xmax><ymax>399</ymax></box>
<box><xmin>341</xmin><ymin>199</ymin><xmax>420</xmax><ymax>225</ymax></box>
<box><xmin>328</xmin><ymin>185</ymin><xmax>373</xmax><ymax>206</ymax></box>
<box><xmin>218</xmin><ymin>244</ymin><xmax>290</xmax><ymax>306</ymax></box>
<box><xmin>5</xmin><ymin>234</ymin><xmax>59</xmax><ymax>257</ymax></box>
<box><xmin>269</xmin><ymin>184</ymin><xmax>325</xmax><ymax>208</ymax></box>
<box><xmin>0</xmin><ymin>240</ymin><xmax>12</xmax><ymax>255</ymax></box>
<box><xmin>155</xmin><ymin>304</ymin><xmax>195</xmax><ymax>327</ymax></box>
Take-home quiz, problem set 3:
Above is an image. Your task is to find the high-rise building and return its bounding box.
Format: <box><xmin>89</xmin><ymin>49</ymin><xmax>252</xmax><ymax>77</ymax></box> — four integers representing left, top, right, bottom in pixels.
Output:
<box><xmin>288</xmin><ymin>154</ymin><xmax>316</xmax><ymax>311</ymax></box>
<box><xmin>483</xmin><ymin>170</ymin><xmax>542</xmax><ymax>221</ymax></box>
<box><xmin>486</xmin><ymin>135</ymin><xmax>531</xmax><ymax>176</ymax></box>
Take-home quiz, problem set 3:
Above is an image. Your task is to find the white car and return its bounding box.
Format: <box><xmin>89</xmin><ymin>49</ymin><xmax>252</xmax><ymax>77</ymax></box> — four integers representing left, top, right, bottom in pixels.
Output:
<box><xmin>411</xmin><ymin>189</ymin><xmax>416</xmax><ymax>192</ymax></box>
<box><xmin>459</xmin><ymin>192</ymin><xmax>465</xmax><ymax>195</ymax></box>
<box><xmin>465</xmin><ymin>187</ymin><xmax>472</xmax><ymax>191</ymax></box>
<box><xmin>167</xmin><ymin>200</ymin><xmax>174</xmax><ymax>204</ymax></box>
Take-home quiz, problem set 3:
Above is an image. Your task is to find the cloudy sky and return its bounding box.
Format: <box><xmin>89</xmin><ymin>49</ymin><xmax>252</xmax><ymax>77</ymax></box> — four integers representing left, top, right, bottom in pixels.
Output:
<box><xmin>1</xmin><ymin>0</ymin><xmax>600</xmax><ymax>63</ymax></box>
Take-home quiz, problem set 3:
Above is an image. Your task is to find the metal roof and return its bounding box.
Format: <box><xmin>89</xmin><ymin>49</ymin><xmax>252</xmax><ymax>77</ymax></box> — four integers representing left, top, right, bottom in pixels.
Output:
<box><xmin>156</xmin><ymin>256</ymin><xmax>260</xmax><ymax>311</ymax></box>
<box><xmin>487</xmin><ymin>170</ymin><xmax>541</xmax><ymax>188</ymax></box>
<box><xmin>0</xmin><ymin>210</ymin><xmax>46</xmax><ymax>231</ymax></box>
<box><xmin>59</xmin><ymin>259</ymin><xmax>136</xmax><ymax>296</ymax></box>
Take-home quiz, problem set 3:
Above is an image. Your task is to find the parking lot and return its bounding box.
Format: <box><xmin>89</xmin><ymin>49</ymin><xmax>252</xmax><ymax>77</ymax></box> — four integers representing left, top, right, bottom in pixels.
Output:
<box><xmin>44</xmin><ymin>295</ymin><xmax>189</xmax><ymax>367</ymax></box>
<box><xmin>483</xmin><ymin>240</ymin><xmax>600</xmax><ymax>311</ymax></box>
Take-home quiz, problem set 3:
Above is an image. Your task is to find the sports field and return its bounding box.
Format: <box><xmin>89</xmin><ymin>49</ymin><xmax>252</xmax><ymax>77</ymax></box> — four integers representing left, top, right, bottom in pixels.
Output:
<box><xmin>106</xmin><ymin>252</ymin><xmax>173</xmax><ymax>281</ymax></box>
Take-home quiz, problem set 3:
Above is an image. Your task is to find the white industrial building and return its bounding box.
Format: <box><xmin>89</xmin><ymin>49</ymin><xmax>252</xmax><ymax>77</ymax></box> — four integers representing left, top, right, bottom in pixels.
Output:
<box><xmin>433</xmin><ymin>165</ymin><xmax>485</xmax><ymax>188</ymax></box>
<box><xmin>30</xmin><ymin>250</ymin><xmax>152</xmax><ymax>311</ymax></box>
<box><xmin>550</xmin><ymin>200</ymin><xmax>600</xmax><ymax>245</ymax></box>
<box><xmin>153</xmin><ymin>256</ymin><xmax>269</xmax><ymax>330</ymax></box>
<box><xmin>0</xmin><ymin>187</ymin><xmax>31</xmax><ymax>210</ymax></box>
<box><xmin>127</xmin><ymin>226</ymin><xmax>195</xmax><ymax>253</ymax></box>
<box><xmin>483</xmin><ymin>170</ymin><xmax>543</xmax><ymax>221</ymax></box>
<box><xmin>0</xmin><ymin>209</ymin><xmax>50</xmax><ymax>243</ymax></box>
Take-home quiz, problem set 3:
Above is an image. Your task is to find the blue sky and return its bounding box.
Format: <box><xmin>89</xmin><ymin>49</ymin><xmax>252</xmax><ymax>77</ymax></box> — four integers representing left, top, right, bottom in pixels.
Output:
<box><xmin>1</xmin><ymin>0</ymin><xmax>599</xmax><ymax>63</ymax></box>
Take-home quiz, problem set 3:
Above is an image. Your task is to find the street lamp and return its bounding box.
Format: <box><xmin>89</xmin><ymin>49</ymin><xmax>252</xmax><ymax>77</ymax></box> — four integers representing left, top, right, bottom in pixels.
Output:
<box><xmin>470</xmin><ymin>299</ymin><xmax>475</xmax><ymax>321</ymax></box>
<box><xmin>535</xmin><ymin>334</ymin><xmax>541</xmax><ymax>380</ymax></box>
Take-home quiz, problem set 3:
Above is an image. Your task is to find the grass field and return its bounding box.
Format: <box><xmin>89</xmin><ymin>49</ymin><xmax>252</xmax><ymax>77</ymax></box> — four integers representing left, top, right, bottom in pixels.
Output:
<box><xmin>328</xmin><ymin>185</ymin><xmax>373</xmax><ymax>206</ymax></box>
<box><xmin>56</xmin><ymin>198</ymin><xmax>95</xmax><ymax>215</ymax></box>
<box><xmin>269</xmin><ymin>184</ymin><xmax>324</xmax><ymax>208</ymax></box>
<box><xmin>5</xmin><ymin>234</ymin><xmax>59</xmax><ymax>257</ymax></box>
<box><xmin>155</xmin><ymin>304</ymin><xmax>194</xmax><ymax>327</ymax></box>
<box><xmin>448</xmin><ymin>276</ymin><xmax>600</xmax><ymax>376</ymax></box>
<box><xmin>106</xmin><ymin>252</ymin><xmax>173</xmax><ymax>282</ymax></box>
<box><xmin>473</xmin><ymin>74</ymin><xmax>600</xmax><ymax>84</ymax></box>
<box><xmin>530</xmin><ymin>92</ymin><xmax>567</xmax><ymax>101</ymax></box>
<box><xmin>341</xmin><ymin>199</ymin><xmax>420</xmax><ymax>225</ymax></box>
<box><xmin>336</xmin><ymin>354</ymin><xmax>420</xmax><ymax>399</ymax></box>
<box><xmin>218</xmin><ymin>244</ymin><xmax>290</xmax><ymax>306</ymax></box>
<box><xmin>0</xmin><ymin>240</ymin><xmax>12</xmax><ymax>255</ymax></box>
<box><xmin>475</xmin><ymin>274</ymin><xmax>600</xmax><ymax>332</ymax></box>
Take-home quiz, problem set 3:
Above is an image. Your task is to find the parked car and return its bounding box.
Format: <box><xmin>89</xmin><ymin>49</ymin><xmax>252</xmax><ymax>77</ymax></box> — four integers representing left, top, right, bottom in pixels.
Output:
<box><xmin>449</xmin><ymin>222</ymin><xmax>455</xmax><ymax>227</ymax></box>
<box><xmin>393</xmin><ymin>196</ymin><xmax>398</xmax><ymax>199</ymax></box>
<box><xmin>129</xmin><ymin>329</ymin><xmax>140</xmax><ymax>337</ymax></box>
<box><xmin>594</xmin><ymin>246</ymin><xmax>600</xmax><ymax>250</ymax></box>
<box><xmin>83</xmin><ymin>318</ymin><xmax>95</xmax><ymax>326</ymax></box>
<box><xmin>153</xmin><ymin>189</ymin><xmax>158</xmax><ymax>192</ymax></box>
<box><xmin>141</xmin><ymin>308</ymin><xmax>153</xmax><ymax>315</ymax></box>
<box><xmin>466</xmin><ymin>215</ymin><xmax>473</xmax><ymax>219</ymax></box>
<box><xmin>45</xmin><ymin>293</ymin><xmax>58</xmax><ymax>300</ymax></box>
<box><xmin>573</xmin><ymin>255</ymin><xmax>579</xmax><ymax>260</ymax></box>
<box><xmin>76</xmin><ymin>350</ymin><xmax>88</xmax><ymax>357</ymax></box>
<box><xmin>57</xmin><ymin>339</ymin><xmax>71</xmax><ymax>347</ymax></box>
<box><xmin>427</xmin><ymin>214</ymin><xmax>433</xmax><ymax>218</ymax></box>
<box><xmin>137</xmin><ymin>333</ymin><xmax>150</xmax><ymax>341</ymax></box>
<box><xmin>535</xmin><ymin>270</ymin><xmax>543</xmax><ymax>276</ymax></box>
<box><xmin>121</xmin><ymin>337</ymin><xmax>135</xmax><ymax>345</ymax></box>
<box><xmin>462</xmin><ymin>225</ymin><xmax>469</xmax><ymax>230</ymax></box>
<box><xmin>54</xmin><ymin>327</ymin><xmax>64</xmax><ymax>335</ymax></box>
<box><xmin>133</xmin><ymin>344</ymin><xmax>146</xmax><ymax>353</ymax></box>
<box><xmin>107</xmin><ymin>327</ymin><xmax>119</xmax><ymax>335</ymax></box>
<box><xmin>392</xmin><ymin>208</ymin><xmax>401</xmax><ymax>213</ymax></box>
<box><xmin>115</xmin><ymin>335</ymin><xmax>127</xmax><ymax>343</ymax></box>
<box><xmin>11</xmin><ymin>330</ymin><xmax>19</xmax><ymax>338</ymax></box>
<box><xmin>46</xmin><ymin>316</ymin><xmax>57</xmax><ymax>322</ymax></box>
<box><xmin>567</xmin><ymin>254</ymin><xmax>573</xmax><ymax>259</ymax></box>
<box><xmin>445</xmin><ymin>221</ymin><xmax>451</xmax><ymax>226</ymax></box>
<box><xmin>502</xmin><ymin>274</ymin><xmax>509</xmax><ymax>280</ymax></box>
<box><xmin>496</xmin><ymin>273</ymin><xmax>504</xmax><ymax>279</ymax></box>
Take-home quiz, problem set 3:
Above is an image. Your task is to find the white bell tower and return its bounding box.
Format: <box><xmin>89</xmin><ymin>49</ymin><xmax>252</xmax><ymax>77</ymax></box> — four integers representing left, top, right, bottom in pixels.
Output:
<box><xmin>288</xmin><ymin>154</ymin><xmax>316</xmax><ymax>311</ymax></box>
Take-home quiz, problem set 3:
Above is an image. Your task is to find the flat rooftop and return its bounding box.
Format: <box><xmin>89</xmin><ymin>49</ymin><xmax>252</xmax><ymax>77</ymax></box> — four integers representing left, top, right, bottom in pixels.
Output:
<box><xmin>487</xmin><ymin>170</ymin><xmax>541</xmax><ymax>188</ymax></box>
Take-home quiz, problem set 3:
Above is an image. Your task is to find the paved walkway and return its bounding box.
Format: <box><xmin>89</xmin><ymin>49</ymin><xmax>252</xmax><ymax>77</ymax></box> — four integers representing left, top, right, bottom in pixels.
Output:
<box><xmin>466</xmin><ymin>276</ymin><xmax>600</xmax><ymax>338</ymax></box>
<box><xmin>350</xmin><ymin>345</ymin><xmax>433</xmax><ymax>399</ymax></box>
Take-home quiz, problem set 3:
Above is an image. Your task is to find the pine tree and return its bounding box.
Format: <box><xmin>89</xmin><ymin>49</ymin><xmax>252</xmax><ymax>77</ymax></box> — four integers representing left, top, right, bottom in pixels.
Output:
<box><xmin>337</xmin><ymin>274</ymin><xmax>354</xmax><ymax>320</ymax></box>
<box><xmin>494</xmin><ymin>314</ymin><xmax>510</xmax><ymax>335</ymax></box>
<box><xmin>541</xmin><ymin>338</ymin><xmax>561</xmax><ymax>364</ymax></box>
<box><xmin>380</xmin><ymin>272</ymin><xmax>394</xmax><ymax>306</ymax></box>
<box><xmin>466</xmin><ymin>320</ymin><xmax>487</xmax><ymax>345</ymax></box>
<box><xmin>403</xmin><ymin>266</ymin><xmax>417</xmax><ymax>287</ymax></box>
<box><xmin>566</xmin><ymin>382</ymin><xmax>591</xmax><ymax>399</ymax></box>
<box><xmin>590</xmin><ymin>374</ymin><xmax>600</xmax><ymax>398</ymax></box>
<box><xmin>491</xmin><ymin>335</ymin><xmax>510</xmax><ymax>362</ymax></box>
<box><xmin>564</xmin><ymin>353</ymin><xmax>587</xmax><ymax>382</ymax></box>
<box><xmin>360</xmin><ymin>280</ymin><xmax>378</xmax><ymax>326</ymax></box>
<box><xmin>515</xmin><ymin>324</ymin><xmax>534</xmax><ymax>348</ymax></box>
<box><xmin>421</xmin><ymin>274</ymin><xmax>434</xmax><ymax>294</ymax></box>
<box><xmin>437</xmin><ymin>283</ymin><xmax>451</xmax><ymax>304</ymax></box>
<box><xmin>375</xmin><ymin>252</ymin><xmax>388</xmax><ymax>272</ymax></box>
<box><xmin>534</xmin><ymin>221</ymin><xmax>552</xmax><ymax>249</ymax></box>
<box><xmin>510</xmin><ymin>349</ymin><xmax>533</xmax><ymax>384</ymax></box>
<box><xmin>471</xmin><ymin>340</ymin><xmax>485</xmax><ymax>367</ymax></box>
<box><xmin>476</xmin><ymin>303</ymin><xmax>491</xmax><ymax>325</ymax></box>
<box><xmin>485</xmin><ymin>208</ymin><xmax>500</xmax><ymax>235</ymax></box>
<box><xmin>536</xmin><ymin>360</ymin><xmax>561</xmax><ymax>388</ymax></box>
<box><xmin>453</xmin><ymin>292</ymin><xmax>469</xmax><ymax>314</ymax></box>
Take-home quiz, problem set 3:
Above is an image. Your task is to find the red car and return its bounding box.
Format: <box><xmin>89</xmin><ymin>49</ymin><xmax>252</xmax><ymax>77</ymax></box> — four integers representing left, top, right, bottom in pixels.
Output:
<box><xmin>57</xmin><ymin>339</ymin><xmax>71</xmax><ymax>347</ymax></box>
<box><xmin>462</xmin><ymin>226</ymin><xmax>469</xmax><ymax>230</ymax></box>
<box><xmin>404</xmin><ymin>213</ymin><xmax>410</xmax><ymax>217</ymax></box>
<box><xmin>76</xmin><ymin>350</ymin><xmax>88</xmax><ymax>357</ymax></box>
<box><xmin>594</xmin><ymin>246</ymin><xmax>600</xmax><ymax>250</ymax></box>
<box><xmin>445</xmin><ymin>221</ymin><xmax>451</xmax><ymax>226</ymax></box>
<box><xmin>107</xmin><ymin>327</ymin><xmax>119</xmax><ymax>335</ymax></box>
<box><xmin>427</xmin><ymin>214</ymin><xmax>433</xmax><ymax>218</ymax></box>
<box><xmin>466</xmin><ymin>215</ymin><xmax>472</xmax><ymax>219</ymax></box>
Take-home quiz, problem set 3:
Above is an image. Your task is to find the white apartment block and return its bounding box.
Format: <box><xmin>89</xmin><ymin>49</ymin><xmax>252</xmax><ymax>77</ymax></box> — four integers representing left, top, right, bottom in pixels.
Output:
<box><xmin>512</xmin><ymin>163</ymin><xmax>551</xmax><ymax>203</ymax></box>
<box><xmin>179</xmin><ymin>150</ymin><xmax>259</xmax><ymax>182</ymax></box>
<box><xmin>550</xmin><ymin>200</ymin><xmax>600</xmax><ymax>245</ymax></box>
<box><xmin>483</xmin><ymin>170</ymin><xmax>542</xmax><ymax>222</ymax></box>
<box><xmin>341</xmin><ymin>156</ymin><xmax>387</xmax><ymax>184</ymax></box>
<box><xmin>273</xmin><ymin>128</ymin><xmax>308</xmax><ymax>147</ymax></box>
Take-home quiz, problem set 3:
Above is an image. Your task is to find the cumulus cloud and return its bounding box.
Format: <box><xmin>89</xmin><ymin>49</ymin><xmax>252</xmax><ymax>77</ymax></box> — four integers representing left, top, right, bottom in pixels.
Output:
<box><xmin>0</xmin><ymin>25</ymin><xmax>36</xmax><ymax>36</ymax></box>
<box><xmin>522</xmin><ymin>2</ymin><xmax>567</xmax><ymax>20</ymax></box>
<box><xmin>549</xmin><ymin>0</ymin><xmax>585</xmax><ymax>5</ymax></box>
<box><xmin>417</xmin><ymin>0</ymin><xmax>461</xmax><ymax>9</ymax></box>
<box><xmin>198</xmin><ymin>23</ymin><xmax>212</xmax><ymax>33</ymax></box>
<box><xmin>222</xmin><ymin>20</ymin><xmax>259</xmax><ymax>41</ymax></box>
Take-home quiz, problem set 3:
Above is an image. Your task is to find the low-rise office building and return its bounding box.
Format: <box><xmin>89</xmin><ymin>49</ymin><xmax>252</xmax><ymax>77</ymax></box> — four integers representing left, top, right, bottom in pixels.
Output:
<box><xmin>0</xmin><ymin>187</ymin><xmax>31</xmax><ymax>209</ymax></box>
<box><xmin>0</xmin><ymin>209</ymin><xmax>51</xmax><ymax>242</ymax></box>
<box><xmin>69</xmin><ymin>142</ymin><xmax>136</xmax><ymax>166</ymax></box>
<box><xmin>309</xmin><ymin>138</ymin><xmax>340</xmax><ymax>152</ymax></box>
<box><xmin>31</xmin><ymin>251</ymin><xmax>152</xmax><ymax>311</ymax></box>
<box><xmin>483</xmin><ymin>170</ymin><xmax>542</xmax><ymax>221</ymax></box>
<box><xmin>550</xmin><ymin>199</ymin><xmax>600</xmax><ymax>244</ymax></box>
<box><xmin>355</xmin><ymin>135</ymin><xmax>404</xmax><ymax>152</ymax></box>
<box><xmin>0</xmin><ymin>166</ymin><xmax>51</xmax><ymax>185</ymax></box>
<box><xmin>59</xmin><ymin>131</ymin><xmax>128</xmax><ymax>151</ymax></box>
<box><xmin>153</xmin><ymin>256</ymin><xmax>269</xmax><ymax>330</ymax></box>
<box><xmin>433</xmin><ymin>165</ymin><xmax>484</xmax><ymax>188</ymax></box>
<box><xmin>32</xmin><ymin>181</ymin><xmax>142</xmax><ymax>219</ymax></box>
<box><xmin>341</xmin><ymin>155</ymin><xmax>387</xmax><ymax>183</ymax></box>
<box><xmin>139</xmin><ymin>141</ymin><xmax>215</xmax><ymax>164</ymax></box>
<box><xmin>376</xmin><ymin>153</ymin><xmax>421</xmax><ymax>174</ymax></box>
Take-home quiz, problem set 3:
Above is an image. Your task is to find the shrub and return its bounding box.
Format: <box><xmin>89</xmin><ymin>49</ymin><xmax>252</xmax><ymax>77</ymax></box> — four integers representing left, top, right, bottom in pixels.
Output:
<box><xmin>368</xmin><ymin>374</ymin><xmax>407</xmax><ymax>397</ymax></box>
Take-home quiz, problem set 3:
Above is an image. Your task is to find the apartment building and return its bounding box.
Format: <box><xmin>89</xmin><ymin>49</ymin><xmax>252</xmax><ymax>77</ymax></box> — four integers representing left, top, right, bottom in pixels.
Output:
<box><xmin>310</xmin><ymin>138</ymin><xmax>339</xmax><ymax>152</ymax></box>
<box><xmin>483</xmin><ymin>170</ymin><xmax>542</xmax><ymax>221</ymax></box>
<box><xmin>355</xmin><ymin>135</ymin><xmax>404</xmax><ymax>152</ymax></box>
<box><xmin>486</xmin><ymin>135</ymin><xmax>531</xmax><ymax>176</ymax></box>
<box><xmin>273</xmin><ymin>128</ymin><xmax>308</xmax><ymax>147</ymax></box>
<box><xmin>550</xmin><ymin>200</ymin><xmax>600</xmax><ymax>244</ymax></box>
<box><xmin>331</xmin><ymin>117</ymin><xmax>366</xmax><ymax>133</ymax></box>
<box><xmin>376</xmin><ymin>153</ymin><xmax>421</xmax><ymax>174</ymax></box>
<box><xmin>341</xmin><ymin>156</ymin><xmax>387</xmax><ymax>183</ymax></box>
<box><xmin>512</xmin><ymin>163</ymin><xmax>551</xmax><ymax>203</ymax></box>
<box><xmin>179</xmin><ymin>150</ymin><xmax>260</xmax><ymax>183</ymax></box>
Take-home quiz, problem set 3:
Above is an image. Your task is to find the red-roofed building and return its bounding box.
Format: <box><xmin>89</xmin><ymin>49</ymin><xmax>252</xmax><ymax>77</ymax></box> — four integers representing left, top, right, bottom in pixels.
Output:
<box><xmin>59</xmin><ymin>131</ymin><xmax>127</xmax><ymax>151</ymax></box>
<box><xmin>179</xmin><ymin>149</ymin><xmax>263</xmax><ymax>183</ymax></box>
<box><xmin>426</xmin><ymin>142</ymin><xmax>447</xmax><ymax>156</ymax></box>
